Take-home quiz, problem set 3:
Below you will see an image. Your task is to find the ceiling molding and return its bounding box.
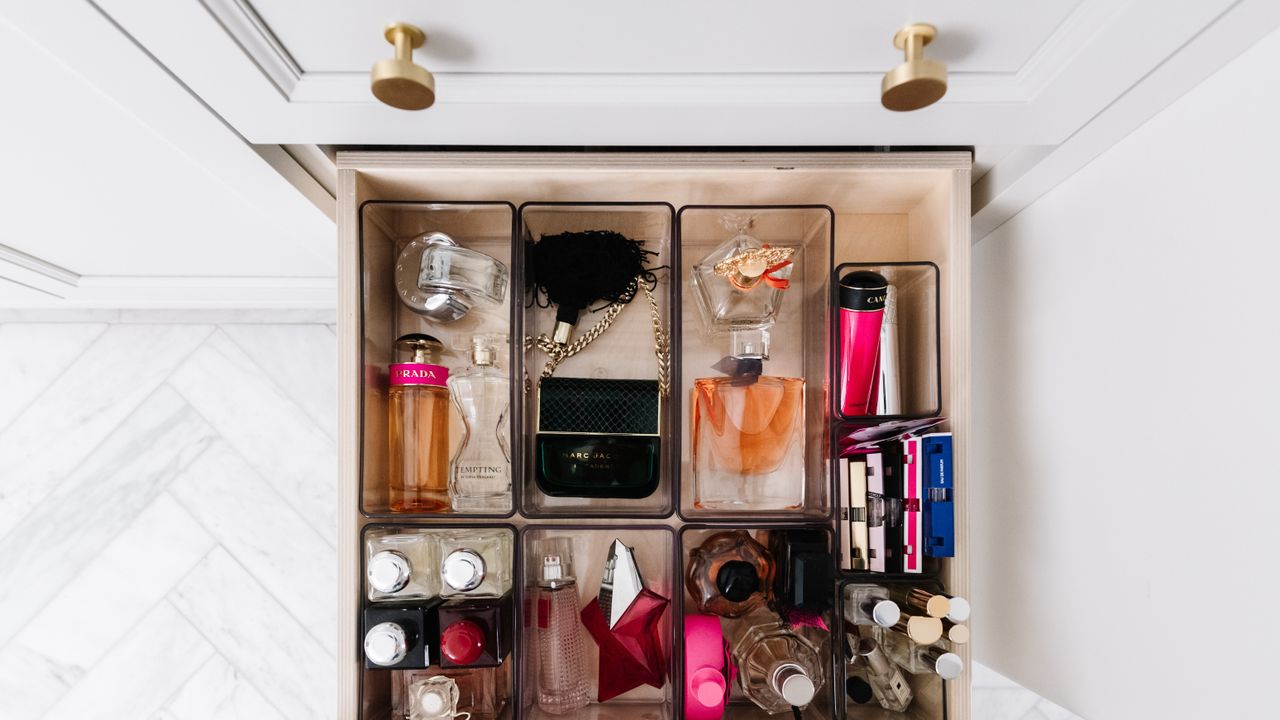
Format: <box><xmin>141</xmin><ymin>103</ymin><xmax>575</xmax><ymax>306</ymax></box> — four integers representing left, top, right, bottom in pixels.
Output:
<box><xmin>199</xmin><ymin>0</ymin><xmax>300</xmax><ymax>98</ymax></box>
<box><xmin>0</xmin><ymin>244</ymin><xmax>79</xmax><ymax>286</ymax></box>
<box><xmin>0</xmin><ymin>274</ymin><xmax>337</xmax><ymax>309</ymax></box>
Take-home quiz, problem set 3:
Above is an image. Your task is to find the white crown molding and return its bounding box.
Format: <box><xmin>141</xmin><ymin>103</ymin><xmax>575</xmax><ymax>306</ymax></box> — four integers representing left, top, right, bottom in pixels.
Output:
<box><xmin>199</xmin><ymin>0</ymin><xmax>300</xmax><ymax>98</ymax></box>
<box><xmin>0</xmin><ymin>275</ymin><xmax>336</xmax><ymax>309</ymax></box>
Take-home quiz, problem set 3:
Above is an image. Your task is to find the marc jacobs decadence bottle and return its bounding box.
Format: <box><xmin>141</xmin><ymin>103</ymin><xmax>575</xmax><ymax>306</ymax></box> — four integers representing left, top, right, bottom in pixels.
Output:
<box><xmin>388</xmin><ymin>333</ymin><xmax>451</xmax><ymax>513</ymax></box>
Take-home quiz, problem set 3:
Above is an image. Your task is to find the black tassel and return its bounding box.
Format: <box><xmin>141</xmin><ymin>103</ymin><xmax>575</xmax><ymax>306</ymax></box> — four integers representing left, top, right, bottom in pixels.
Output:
<box><xmin>527</xmin><ymin>230</ymin><xmax>659</xmax><ymax>327</ymax></box>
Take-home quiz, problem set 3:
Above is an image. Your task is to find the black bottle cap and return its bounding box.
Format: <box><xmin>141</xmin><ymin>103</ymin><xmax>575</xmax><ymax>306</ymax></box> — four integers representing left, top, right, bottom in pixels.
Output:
<box><xmin>716</xmin><ymin>560</ymin><xmax>761</xmax><ymax>602</ymax></box>
<box><xmin>838</xmin><ymin>270</ymin><xmax>888</xmax><ymax>312</ymax></box>
<box><xmin>846</xmin><ymin>675</ymin><xmax>874</xmax><ymax>704</ymax></box>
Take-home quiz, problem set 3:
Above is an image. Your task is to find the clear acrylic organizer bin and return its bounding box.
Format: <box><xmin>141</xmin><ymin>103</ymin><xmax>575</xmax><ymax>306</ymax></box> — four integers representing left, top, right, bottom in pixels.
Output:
<box><xmin>676</xmin><ymin>206</ymin><xmax>835</xmax><ymax>522</ymax></box>
<box><xmin>517</xmin><ymin>203</ymin><xmax>677</xmax><ymax>518</ymax></box>
<box><xmin>518</xmin><ymin>525</ymin><xmax>677</xmax><ymax>720</ymax></box>
<box><xmin>358</xmin><ymin>201</ymin><xmax>518</xmax><ymax>518</ymax></box>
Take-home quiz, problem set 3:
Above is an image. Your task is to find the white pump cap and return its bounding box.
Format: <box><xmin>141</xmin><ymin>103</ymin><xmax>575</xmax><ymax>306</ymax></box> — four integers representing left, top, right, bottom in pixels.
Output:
<box><xmin>933</xmin><ymin>652</ymin><xmax>965</xmax><ymax>680</ymax></box>
<box><xmin>871</xmin><ymin>599</ymin><xmax>901</xmax><ymax>628</ymax></box>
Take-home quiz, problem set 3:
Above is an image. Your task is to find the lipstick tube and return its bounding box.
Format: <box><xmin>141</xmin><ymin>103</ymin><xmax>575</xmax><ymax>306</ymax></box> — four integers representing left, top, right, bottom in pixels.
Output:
<box><xmin>838</xmin><ymin>270</ymin><xmax>889</xmax><ymax>417</ymax></box>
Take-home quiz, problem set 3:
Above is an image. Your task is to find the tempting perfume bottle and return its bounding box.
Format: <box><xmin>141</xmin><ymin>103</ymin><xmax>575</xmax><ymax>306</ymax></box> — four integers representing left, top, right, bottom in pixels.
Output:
<box><xmin>447</xmin><ymin>333</ymin><xmax>511</xmax><ymax>512</ymax></box>
<box><xmin>580</xmin><ymin>539</ymin><xmax>670</xmax><ymax>701</ymax></box>
<box><xmin>388</xmin><ymin>333</ymin><xmax>451</xmax><ymax>513</ymax></box>
<box><xmin>435</xmin><ymin>529</ymin><xmax>512</xmax><ymax>599</ymax></box>
<box><xmin>395</xmin><ymin>231</ymin><xmax>509</xmax><ymax>322</ymax></box>
<box><xmin>690</xmin><ymin>222</ymin><xmax>805</xmax><ymax>511</ymax></box>
<box><xmin>366</xmin><ymin>529</ymin><xmax>439</xmax><ymax>602</ymax></box>
<box><xmin>730</xmin><ymin>612</ymin><xmax>826</xmax><ymax>714</ymax></box>
<box><xmin>685</xmin><ymin>530</ymin><xmax>775</xmax><ymax>618</ymax></box>
<box><xmin>529</xmin><ymin>537</ymin><xmax>591</xmax><ymax>715</ymax></box>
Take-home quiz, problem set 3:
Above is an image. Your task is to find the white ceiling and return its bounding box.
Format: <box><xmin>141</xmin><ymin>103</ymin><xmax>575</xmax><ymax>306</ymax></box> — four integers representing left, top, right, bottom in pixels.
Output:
<box><xmin>0</xmin><ymin>9</ymin><xmax>335</xmax><ymax>306</ymax></box>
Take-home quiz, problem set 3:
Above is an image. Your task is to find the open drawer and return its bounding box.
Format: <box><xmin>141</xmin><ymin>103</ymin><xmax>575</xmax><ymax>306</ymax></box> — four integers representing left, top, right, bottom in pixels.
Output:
<box><xmin>337</xmin><ymin>151</ymin><xmax>971</xmax><ymax>720</ymax></box>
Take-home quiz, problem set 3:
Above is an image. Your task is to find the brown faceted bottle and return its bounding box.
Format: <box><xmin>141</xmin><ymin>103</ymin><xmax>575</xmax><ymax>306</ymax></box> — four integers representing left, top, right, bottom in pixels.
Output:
<box><xmin>685</xmin><ymin>530</ymin><xmax>776</xmax><ymax>618</ymax></box>
<box><xmin>388</xmin><ymin>333</ymin><xmax>451</xmax><ymax>513</ymax></box>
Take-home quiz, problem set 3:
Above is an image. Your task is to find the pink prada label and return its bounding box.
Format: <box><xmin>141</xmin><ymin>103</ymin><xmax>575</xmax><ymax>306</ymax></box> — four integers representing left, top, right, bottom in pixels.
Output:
<box><xmin>389</xmin><ymin>362</ymin><xmax>448</xmax><ymax>387</ymax></box>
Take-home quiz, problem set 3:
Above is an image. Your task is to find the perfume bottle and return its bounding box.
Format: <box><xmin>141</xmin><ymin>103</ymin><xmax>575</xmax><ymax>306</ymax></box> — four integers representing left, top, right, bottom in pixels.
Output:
<box><xmin>853</xmin><ymin>637</ymin><xmax>914</xmax><ymax>712</ymax></box>
<box><xmin>395</xmin><ymin>231</ymin><xmax>509</xmax><ymax>322</ymax></box>
<box><xmin>876</xmin><ymin>627</ymin><xmax>966</xmax><ymax>679</ymax></box>
<box><xmin>692</xmin><ymin>330</ymin><xmax>805</xmax><ymax>511</ymax></box>
<box><xmin>435</xmin><ymin>529</ymin><xmax>512</xmax><ymax>598</ymax></box>
<box><xmin>844</xmin><ymin>663</ymin><xmax>876</xmax><ymax>707</ymax></box>
<box><xmin>730</xmin><ymin>612</ymin><xmax>826</xmax><ymax>714</ymax></box>
<box><xmin>362</xmin><ymin>599</ymin><xmax>443</xmax><ymax>670</ymax></box>
<box><xmin>365</xmin><ymin>530</ymin><xmax>440</xmax><ymax>602</ymax></box>
<box><xmin>684</xmin><ymin>614</ymin><xmax>732</xmax><ymax>720</ymax></box>
<box><xmin>397</xmin><ymin>667</ymin><xmax>507</xmax><ymax>720</ymax></box>
<box><xmin>402</xmin><ymin>673</ymin><xmax>460</xmax><ymax>720</ymax></box>
<box><xmin>842</xmin><ymin>584</ymin><xmax>902</xmax><ymax>629</ymax></box>
<box><xmin>581</xmin><ymin>540</ymin><xmax>670</xmax><ymax>701</ymax></box>
<box><xmin>685</xmin><ymin>530</ymin><xmax>775</xmax><ymax>619</ymax></box>
<box><xmin>838</xmin><ymin>270</ymin><xmax>889</xmax><ymax>417</ymax></box>
<box><xmin>529</xmin><ymin>537</ymin><xmax>591</xmax><ymax>715</ymax></box>
<box><xmin>388</xmin><ymin>333</ymin><xmax>451</xmax><ymax>513</ymax></box>
<box><xmin>889</xmin><ymin>612</ymin><xmax>944</xmax><ymax>646</ymax></box>
<box><xmin>688</xmin><ymin>220</ymin><xmax>796</xmax><ymax>334</ymax></box>
<box><xmin>889</xmin><ymin>586</ymin><xmax>950</xmax><ymax>619</ymax></box>
<box><xmin>447</xmin><ymin>333</ymin><xmax>511</xmax><ymax>512</ymax></box>
<box><xmin>438</xmin><ymin>591</ymin><xmax>514</xmax><ymax>669</ymax></box>
<box><xmin>768</xmin><ymin>528</ymin><xmax>833</xmax><ymax>613</ymax></box>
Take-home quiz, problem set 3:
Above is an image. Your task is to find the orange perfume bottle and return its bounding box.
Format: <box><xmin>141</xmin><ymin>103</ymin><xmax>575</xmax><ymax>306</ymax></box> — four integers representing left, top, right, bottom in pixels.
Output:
<box><xmin>388</xmin><ymin>333</ymin><xmax>451</xmax><ymax>513</ymax></box>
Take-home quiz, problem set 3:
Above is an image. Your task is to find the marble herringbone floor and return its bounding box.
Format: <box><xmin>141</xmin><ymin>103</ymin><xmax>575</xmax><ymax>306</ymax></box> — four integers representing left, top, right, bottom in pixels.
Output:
<box><xmin>0</xmin><ymin>312</ymin><xmax>1082</xmax><ymax>720</ymax></box>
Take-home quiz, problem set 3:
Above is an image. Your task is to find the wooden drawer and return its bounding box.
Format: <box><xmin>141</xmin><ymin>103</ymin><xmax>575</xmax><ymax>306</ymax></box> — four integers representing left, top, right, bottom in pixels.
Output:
<box><xmin>337</xmin><ymin>151</ymin><xmax>971</xmax><ymax>720</ymax></box>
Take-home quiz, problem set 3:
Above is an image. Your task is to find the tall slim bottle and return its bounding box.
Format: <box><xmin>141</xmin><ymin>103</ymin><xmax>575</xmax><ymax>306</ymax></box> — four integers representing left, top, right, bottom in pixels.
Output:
<box><xmin>388</xmin><ymin>334</ymin><xmax>451</xmax><ymax>512</ymax></box>
<box><xmin>530</xmin><ymin>537</ymin><xmax>590</xmax><ymax>715</ymax></box>
<box><xmin>447</xmin><ymin>333</ymin><xmax>511</xmax><ymax>512</ymax></box>
<box><xmin>838</xmin><ymin>270</ymin><xmax>888</xmax><ymax>417</ymax></box>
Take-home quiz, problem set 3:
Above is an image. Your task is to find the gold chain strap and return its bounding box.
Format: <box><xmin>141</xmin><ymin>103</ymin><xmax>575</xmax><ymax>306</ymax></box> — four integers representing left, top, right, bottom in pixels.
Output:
<box><xmin>530</xmin><ymin>276</ymin><xmax>670</xmax><ymax>397</ymax></box>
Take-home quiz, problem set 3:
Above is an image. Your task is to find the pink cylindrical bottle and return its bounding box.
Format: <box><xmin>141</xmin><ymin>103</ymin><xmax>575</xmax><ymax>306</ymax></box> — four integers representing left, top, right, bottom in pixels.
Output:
<box><xmin>838</xmin><ymin>270</ymin><xmax>889</xmax><ymax>417</ymax></box>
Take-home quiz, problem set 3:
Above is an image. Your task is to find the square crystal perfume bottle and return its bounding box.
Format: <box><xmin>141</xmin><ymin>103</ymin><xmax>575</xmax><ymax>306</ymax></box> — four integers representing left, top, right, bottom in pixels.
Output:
<box><xmin>366</xmin><ymin>529</ymin><xmax>440</xmax><ymax>602</ymax></box>
<box><xmin>435</xmin><ymin>529</ymin><xmax>512</xmax><ymax>599</ymax></box>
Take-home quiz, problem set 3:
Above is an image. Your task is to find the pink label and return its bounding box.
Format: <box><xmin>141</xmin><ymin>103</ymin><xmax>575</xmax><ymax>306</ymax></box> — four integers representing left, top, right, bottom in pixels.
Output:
<box><xmin>389</xmin><ymin>362</ymin><xmax>448</xmax><ymax>387</ymax></box>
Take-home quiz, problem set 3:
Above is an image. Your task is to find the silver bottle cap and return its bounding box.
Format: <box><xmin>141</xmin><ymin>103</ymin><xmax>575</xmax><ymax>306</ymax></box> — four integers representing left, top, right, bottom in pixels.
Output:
<box><xmin>364</xmin><ymin>622</ymin><xmax>409</xmax><ymax>666</ymax></box>
<box><xmin>598</xmin><ymin>539</ymin><xmax>644</xmax><ymax>628</ymax></box>
<box><xmin>774</xmin><ymin>664</ymin><xmax>817</xmax><ymax>707</ymax></box>
<box><xmin>367</xmin><ymin>550</ymin><xmax>412</xmax><ymax>594</ymax></box>
<box><xmin>870</xmin><ymin>599</ymin><xmax>901</xmax><ymax>628</ymax></box>
<box><xmin>932</xmin><ymin>652</ymin><xmax>965</xmax><ymax>680</ymax></box>
<box><xmin>442</xmin><ymin>548</ymin><xmax>486</xmax><ymax>592</ymax></box>
<box><xmin>946</xmin><ymin>596</ymin><xmax>971</xmax><ymax>623</ymax></box>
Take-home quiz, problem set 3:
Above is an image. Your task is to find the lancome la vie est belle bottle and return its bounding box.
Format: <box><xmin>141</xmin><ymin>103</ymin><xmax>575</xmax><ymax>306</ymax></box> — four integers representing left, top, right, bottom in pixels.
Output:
<box><xmin>447</xmin><ymin>333</ymin><xmax>511</xmax><ymax>512</ymax></box>
<box><xmin>388</xmin><ymin>333</ymin><xmax>451</xmax><ymax>513</ymax></box>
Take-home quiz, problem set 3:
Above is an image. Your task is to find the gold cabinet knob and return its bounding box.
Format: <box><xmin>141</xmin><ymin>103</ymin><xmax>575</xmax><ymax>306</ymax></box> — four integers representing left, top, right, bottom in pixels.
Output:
<box><xmin>371</xmin><ymin>22</ymin><xmax>435</xmax><ymax>110</ymax></box>
<box><xmin>881</xmin><ymin>23</ymin><xmax>948</xmax><ymax>112</ymax></box>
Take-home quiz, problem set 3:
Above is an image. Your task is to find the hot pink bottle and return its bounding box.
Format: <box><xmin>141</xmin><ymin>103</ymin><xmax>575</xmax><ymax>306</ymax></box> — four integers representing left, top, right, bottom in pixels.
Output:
<box><xmin>838</xmin><ymin>270</ymin><xmax>889</xmax><ymax>417</ymax></box>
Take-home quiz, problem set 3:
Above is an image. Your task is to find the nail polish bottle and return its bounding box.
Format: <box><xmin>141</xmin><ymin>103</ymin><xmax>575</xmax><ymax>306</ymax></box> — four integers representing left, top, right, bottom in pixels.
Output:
<box><xmin>435</xmin><ymin>529</ymin><xmax>512</xmax><ymax>598</ymax></box>
<box><xmin>685</xmin><ymin>530</ymin><xmax>775</xmax><ymax>619</ymax></box>
<box><xmin>438</xmin><ymin>590</ymin><xmax>514</xmax><ymax>669</ymax></box>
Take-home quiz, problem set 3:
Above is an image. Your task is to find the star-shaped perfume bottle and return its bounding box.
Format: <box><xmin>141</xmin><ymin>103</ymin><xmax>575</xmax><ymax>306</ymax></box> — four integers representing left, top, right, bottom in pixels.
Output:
<box><xmin>580</xmin><ymin>539</ymin><xmax>670</xmax><ymax>702</ymax></box>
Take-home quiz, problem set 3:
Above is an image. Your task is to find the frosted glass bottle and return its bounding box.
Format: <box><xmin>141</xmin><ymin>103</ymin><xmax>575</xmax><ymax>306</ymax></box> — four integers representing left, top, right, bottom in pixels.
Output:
<box><xmin>730</xmin><ymin>612</ymin><xmax>826</xmax><ymax>714</ymax></box>
<box><xmin>447</xmin><ymin>333</ymin><xmax>511</xmax><ymax>512</ymax></box>
<box><xmin>530</xmin><ymin>537</ymin><xmax>590</xmax><ymax>715</ymax></box>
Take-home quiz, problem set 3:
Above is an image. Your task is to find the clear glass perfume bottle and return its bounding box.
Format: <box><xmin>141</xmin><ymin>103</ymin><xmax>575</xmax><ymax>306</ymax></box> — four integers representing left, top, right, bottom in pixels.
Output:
<box><xmin>447</xmin><ymin>333</ymin><xmax>511</xmax><ymax>512</ymax></box>
<box><xmin>530</xmin><ymin>537</ymin><xmax>590</xmax><ymax>715</ymax></box>
<box><xmin>689</xmin><ymin>218</ymin><xmax>796</xmax><ymax>334</ymax></box>
<box><xmin>395</xmin><ymin>231</ymin><xmax>510</xmax><ymax>322</ymax></box>
<box><xmin>852</xmin><ymin>637</ymin><xmax>913</xmax><ymax>712</ymax></box>
<box><xmin>685</xmin><ymin>530</ymin><xmax>775</xmax><ymax>619</ymax></box>
<box><xmin>874</xmin><ymin>626</ymin><xmax>966</xmax><ymax>679</ymax></box>
<box><xmin>365</xmin><ymin>529</ymin><xmax>440</xmax><ymax>602</ymax></box>
<box><xmin>730</xmin><ymin>611</ymin><xmax>826</xmax><ymax>714</ymax></box>
<box><xmin>435</xmin><ymin>529</ymin><xmax>512</xmax><ymax>599</ymax></box>
<box><xmin>396</xmin><ymin>667</ymin><xmax>507</xmax><ymax>720</ymax></box>
<box><xmin>388</xmin><ymin>333</ymin><xmax>451</xmax><ymax>513</ymax></box>
<box><xmin>692</xmin><ymin>329</ymin><xmax>805</xmax><ymax>511</ymax></box>
<box><xmin>842</xmin><ymin>584</ymin><xmax>902</xmax><ymax>629</ymax></box>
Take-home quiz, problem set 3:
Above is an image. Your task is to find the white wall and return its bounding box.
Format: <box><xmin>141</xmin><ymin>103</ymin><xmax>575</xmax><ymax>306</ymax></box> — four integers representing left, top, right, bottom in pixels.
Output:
<box><xmin>973</xmin><ymin>25</ymin><xmax>1280</xmax><ymax>720</ymax></box>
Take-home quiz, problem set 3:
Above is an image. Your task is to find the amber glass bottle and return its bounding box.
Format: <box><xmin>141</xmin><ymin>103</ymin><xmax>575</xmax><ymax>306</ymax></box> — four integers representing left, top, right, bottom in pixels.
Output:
<box><xmin>388</xmin><ymin>333</ymin><xmax>451</xmax><ymax>513</ymax></box>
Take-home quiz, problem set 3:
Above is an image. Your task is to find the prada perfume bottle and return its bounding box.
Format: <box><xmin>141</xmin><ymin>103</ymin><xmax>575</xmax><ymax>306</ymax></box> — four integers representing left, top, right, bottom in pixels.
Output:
<box><xmin>690</xmin><ymin>218</ymin><xmax>805</xmax><ymax>512</ymax></box>
<box><xmin>580</xmin><ymin>540</ymin><xmax>670</xmax><ymax>701</ymax></box>
<box><xmin>435</xmin><ymin>529</ymin><xmax>512</xmax><ymax>599</ymax></box>
<box><xmin>730</xmin><ymin>611</ymin><xmax>826</xmax><ymax>714</ymax></box>
<box><xmin>363</xmin><ymin>599</ymin><xmax>443</xmax><ymax>670</ymax></box>
<box><xmin>395</xmin><ymin>231</ymin><xmax>509</xmax><ymax>322</ymax></box>
<box><xmin>685</xmin><ymin>530</ymin><xmax>775</xmax><ymax>618</ymax></box>
<box><xmin>529</xmin><ymin>537</ymin><xmax>590</xmax><ymax>715</ymax></box>
<box><xmin>843</xmin><ymin>584</ymin><xmax>902</xmax><ymax>629</ymax></box>
<box><xmin>447</xmin><ymin>333</ymin><xmax>511</xmax><ymax>512</ymax></box>
<box><xmin>388</xmin><ymin>334</ymin><xmax>451</xmax><ymax>513</ymax></box>
<box><xmin>438</xmin><ymin>591</ymin><xmax>514</xmax><ymax>669</ymax></box>
<box><xmin>366</xmin><ymin>530</ymin><xmax>439</xmax><ymax>602</ymax></box>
